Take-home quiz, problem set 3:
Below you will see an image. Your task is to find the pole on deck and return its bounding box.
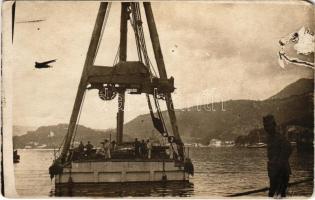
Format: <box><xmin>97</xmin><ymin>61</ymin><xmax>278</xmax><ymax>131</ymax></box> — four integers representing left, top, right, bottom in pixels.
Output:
<box><xmin>116</xmin><ymin>3</ymin><xmax>129</xmax><ymax>145</ymax></box>
<box><xmin>143</xmin><ymin>2</ymin><xmax>184</xmax><ymax>160</ymax></box>
<box><xmin>59</xmin><ymin>2</ymin><xmax>109</xmax><ymax>161</ymax></box>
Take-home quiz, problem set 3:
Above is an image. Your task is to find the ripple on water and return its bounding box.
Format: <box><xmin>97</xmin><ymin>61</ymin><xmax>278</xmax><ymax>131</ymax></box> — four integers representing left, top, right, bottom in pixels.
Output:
<box><xmin>14</xmin><ymin>148</ymin><xmax>313</xmax><ymax>197</ymax></box>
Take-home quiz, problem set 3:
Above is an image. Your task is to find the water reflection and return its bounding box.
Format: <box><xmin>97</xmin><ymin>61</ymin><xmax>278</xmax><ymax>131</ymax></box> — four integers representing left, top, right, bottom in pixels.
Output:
<box><xmin>53</xmin><ymin>181</ymin><xmax>194</xmax><ymax>197</ymax></box>
<box><xmin>15</xmin><ymin>148</ymin><xmax>313</xmax><ymax>197</ymax></box>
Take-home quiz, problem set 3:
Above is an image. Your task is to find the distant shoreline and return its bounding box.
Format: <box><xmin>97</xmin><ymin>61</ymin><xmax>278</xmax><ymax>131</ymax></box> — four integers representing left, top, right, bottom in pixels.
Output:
<box><xmin>15</xmin><ymin>148</ymin><xmax>56</xmax><ymax>151</ymax></box>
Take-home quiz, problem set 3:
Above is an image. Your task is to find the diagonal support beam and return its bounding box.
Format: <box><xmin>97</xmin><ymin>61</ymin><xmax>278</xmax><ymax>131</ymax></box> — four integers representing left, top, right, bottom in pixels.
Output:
<box><xmin>143</xmin><ymin>2</ymin><xmax>184</xmax><ymax>160</ymax></box>
<box><xmin>59</xmin><ymin>2</ymin><xmax>109</xmax><ymax>161</ymax></box>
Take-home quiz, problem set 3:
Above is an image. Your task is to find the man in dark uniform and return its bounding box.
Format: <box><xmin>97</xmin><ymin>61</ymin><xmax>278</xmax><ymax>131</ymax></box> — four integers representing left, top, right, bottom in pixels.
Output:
<box><xmin>263</xmin><ymin>114</ymin><xmax>292</xmax><ymax>197</ymax></box>
<box><xmin>140</xmin><ymin>139</ymin><xmax>147</xmax><ymax>158</ymax></box>
<box><xmin>85</xmin><ymin>141</ymin><xmax>94</xmax><ymax>157</ymax></box>
<box><xmin>78</xmin><ymin>141</ymin><xmax>85</xmax><ymax>158</ymax></box>
<box><xmin>134</xmin><ymin>138</ymin><xmax>140</xmax><ymax>158</ymax></box>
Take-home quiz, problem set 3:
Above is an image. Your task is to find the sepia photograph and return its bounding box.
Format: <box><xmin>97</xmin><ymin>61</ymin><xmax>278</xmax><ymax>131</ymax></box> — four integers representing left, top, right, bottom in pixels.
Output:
<box><xmin>1</xmin><ymin>0</ymin><xmax>314</xmax><ymax>198</ymax></box>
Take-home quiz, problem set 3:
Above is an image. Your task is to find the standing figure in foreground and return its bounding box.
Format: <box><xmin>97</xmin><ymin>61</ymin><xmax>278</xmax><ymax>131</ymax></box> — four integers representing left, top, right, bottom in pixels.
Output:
<box><xmin>263</xmin><ymin>114</ymin><xmax>292</xmax><ymax>198</ymax></box>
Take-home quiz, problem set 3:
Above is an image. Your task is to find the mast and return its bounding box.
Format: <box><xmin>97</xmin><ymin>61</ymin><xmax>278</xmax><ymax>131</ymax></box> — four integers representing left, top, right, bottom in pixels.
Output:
<box><xmin>116</xmin><ymin>3</ymin><xmax>129</xmax><ymax>145</ymax></box>
<box><xmin>59</xmin><ymin>2</ymin><xmax>109</xmax><ymax>160</ymax></box>
<box><xmin>143</xmin><ymin>2</ymin><xmax>184</xmax><ymax>159</ymax></box>
<box><xmin>59</xmin><ymin>2</ymin><xmax>184</xmax><ymax>160</ymax></box>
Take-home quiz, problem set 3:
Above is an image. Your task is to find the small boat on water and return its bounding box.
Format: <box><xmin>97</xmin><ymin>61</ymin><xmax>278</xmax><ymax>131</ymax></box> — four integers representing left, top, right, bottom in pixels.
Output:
<box><xmin>37</xmin><ymin>144</ymin><xmax>47</xmax><ymax>149</ymax></box>
<box><xmin>208</xmin><ymin>139</ymin><xmax>222</xmax><ymax>147</ymax></box>
<box><xmin>246</xmin><ymin>142</ymin><xmax>267</xmax><ymax>148</ymax></box>
<box><xmin>247</xmin><ymin>131</ymin><xmax>266</xmax><ymax>148</ymax></box>
<box><xmin>13</xmin><ymin>149</ymin><xmax>20</xmax><ymax>163</ymax></box>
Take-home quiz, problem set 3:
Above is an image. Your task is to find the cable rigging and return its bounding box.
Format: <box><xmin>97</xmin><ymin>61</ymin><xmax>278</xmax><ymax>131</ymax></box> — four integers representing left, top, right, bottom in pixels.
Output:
<box><xmin>129</xmin><ymin>3</ymin><xmax>179</xmax><ymax>157</ymax></box>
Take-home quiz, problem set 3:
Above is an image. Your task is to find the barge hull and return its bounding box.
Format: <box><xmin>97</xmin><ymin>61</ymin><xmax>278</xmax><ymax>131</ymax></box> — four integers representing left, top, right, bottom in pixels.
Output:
<box><xmin>55</xmin><ymin>160</ymin><xmax>188</xmax><ymax>184</ymax></box>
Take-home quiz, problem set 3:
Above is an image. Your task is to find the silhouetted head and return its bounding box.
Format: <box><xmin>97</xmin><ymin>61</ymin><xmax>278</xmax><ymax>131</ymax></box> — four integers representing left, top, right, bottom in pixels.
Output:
<box><xmin>135</xmin><ymin>138</ymin><xmax>138</xmax><ymax>141</ymax></box>
<box><xmin>88</xmin><ymin>141</ymin><xmax>91</xmax><ymax>144</ymax></box>
<box><xmin>263</xmin><ymin>114</ymin><xmax>277</xmax><ymax>135</ymax></box>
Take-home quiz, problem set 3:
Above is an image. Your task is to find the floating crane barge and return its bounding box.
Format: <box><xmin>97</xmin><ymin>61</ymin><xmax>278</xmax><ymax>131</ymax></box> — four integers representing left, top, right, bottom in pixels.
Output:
<box><xmin>49</xmin><ymin>2</ymin><xmax>193</xmax><ymax>185</ymax></box>
<box><xmin>55</xmin><ymin>147</ymin><xmax>188</xmax><ymax>184</ymax></box>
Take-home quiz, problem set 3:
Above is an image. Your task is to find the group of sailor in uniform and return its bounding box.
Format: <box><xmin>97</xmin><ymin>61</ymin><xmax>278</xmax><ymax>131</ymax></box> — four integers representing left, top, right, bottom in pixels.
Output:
<box><xmin>75</xmin><ymin>138</ymin><xmax>156</xmax><ymax>160</ymax></box>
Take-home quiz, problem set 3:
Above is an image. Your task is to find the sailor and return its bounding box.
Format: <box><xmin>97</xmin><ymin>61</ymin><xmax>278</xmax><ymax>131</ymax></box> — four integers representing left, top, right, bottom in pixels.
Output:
<box><xmin>85</xmin><ymin>141</ymin><xmax>93</xmax><ymax>157</ymax></box>
<box><xmin>146</xmin><ymin>139</ymin><xmax>152</xmax><ymax>159</ymax></box>
<box><xmin>111</xmin><ymin>140</ymin><xmax>117</xmax><ymax>152</ymax></box>
<box><xmin>263</xmin><ymin>114</ymin><xmax>292</xmax><ymax>198</ymax></box>
<box><xmin>168</xmin><ymin>145</ymin><xmax>174</xmax><ymax>159</ymax></box>
<box><xmin>78</xmin><ymin>141</ymin><xmax>84</xmax><ymax>151</ymax></box>
<box><xmin>78</xmin><ymin>141</ymin><xmax>85</xmax><ymax>158</ymax></box>
<box><xmin>103</xmin><ymin>139</ymin><xmax>111</xmax><ymax>159</ymax></box>
<box><xmin>140</xmin><ymin>140</ymin><xmax>147</xmax><ymax>158</ymax></box>
<box><xmin>134</xmin><ymin>138</ymin><xmax>140</xmax><ymax>158</ymax></box>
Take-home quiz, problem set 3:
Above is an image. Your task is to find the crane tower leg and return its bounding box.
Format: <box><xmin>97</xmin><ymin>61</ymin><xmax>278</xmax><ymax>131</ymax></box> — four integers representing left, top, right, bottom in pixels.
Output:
<box><xmin>143</xmin><ymin>2</ymin><xmax>184</xmax><ymax>160</ymax></box>
<box><xmin>116</xmin><ymin>2</ymin><xmax>129</xmax><ymax>145</ymax></box>
<box><xmin>59</xmin><ymin>2</ymin><xmax>109</xmax><ymax>161</ymax></box>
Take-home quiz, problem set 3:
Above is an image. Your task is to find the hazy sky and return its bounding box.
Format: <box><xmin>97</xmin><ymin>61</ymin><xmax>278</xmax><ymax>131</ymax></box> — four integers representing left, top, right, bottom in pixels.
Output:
<box><xmin>2</xmin><ymin>1</ymin><xmax>314</xmax><ymax>129</ymax></box>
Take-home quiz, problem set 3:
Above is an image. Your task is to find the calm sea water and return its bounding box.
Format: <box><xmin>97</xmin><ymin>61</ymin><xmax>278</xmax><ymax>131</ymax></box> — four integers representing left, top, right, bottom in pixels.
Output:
<box><xmin>14</xmin><ymin>147</ymin><xmax>313</xmax><ymax>197</ymax></box>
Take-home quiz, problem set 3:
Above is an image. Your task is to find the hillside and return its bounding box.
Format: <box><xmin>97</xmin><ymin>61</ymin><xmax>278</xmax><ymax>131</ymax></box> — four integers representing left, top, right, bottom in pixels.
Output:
<box><xmin>13</xmin><ymin>78</ymin><xmax>314</xmax><ymax>148</ymax></box>
<box><xmin>123</xmin><ymin>78</ymin><xmax>313</xmax><ymax>143</ymax></box>
<box><xmin>13</xmin><ymin>125</ymin><xmax>37</xmax><ymax>136</ymax></box>
<box><xmin>123</xmin><ymin>92</ymin><xmax>313</xmax><ymax>143</ymax></box>
<box><xmin>269</xmin><ymin>78</ymin><xmax>313</xmax><ymax>100</ymax></box>
<box><xmin>13</xmin><ymin>124</ymin><xmax>124</xmax><ymax>149</ymax></box>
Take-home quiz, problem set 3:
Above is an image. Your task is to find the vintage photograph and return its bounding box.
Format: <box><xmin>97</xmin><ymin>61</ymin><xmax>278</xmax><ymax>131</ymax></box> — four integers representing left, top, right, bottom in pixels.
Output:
<box><xmin>1</xmin><ymin>0</ymin><xmax>314</xmax><ymax>198</ymax></box>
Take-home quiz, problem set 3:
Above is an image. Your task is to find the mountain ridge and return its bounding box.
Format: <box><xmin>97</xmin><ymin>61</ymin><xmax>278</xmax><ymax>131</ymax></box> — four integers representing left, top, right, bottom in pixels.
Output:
<box><xmin>13</xmin><ymin>78</ymin><xmax>314</xmax><ymax>148</ymax></box>
<box><xmin>269</xmin><ymin>78</ymin><xmax>313</xmax><ymax>100</ymax></box>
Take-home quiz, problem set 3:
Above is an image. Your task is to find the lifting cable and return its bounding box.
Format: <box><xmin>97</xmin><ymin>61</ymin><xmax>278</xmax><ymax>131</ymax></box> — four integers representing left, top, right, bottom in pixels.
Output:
<box><xmin>130</xmin><ymin>3</ymin><xmax>167</xmax><ymax>131</ymax></box>
<box><xmin>134</xmin><ymin>6</ymin><xmax>172</xmax><ymax>144</ymax></box>
<box><xmin>131</xmin><ymin>4</ymin><xmax>168</xmax><ymax>134</ymax></box>
<box><xmin>54</xmin><ymin>90</ymin><xmax>86</xmax><ymax>161</ymax></box>
<box><xmin>129</xmin><ymin>4</ymin><xmax>143</xmax><ymax>64</ymax></box>
<box><xmin>65</xmin><ymin>3</ymin><xmax>111</xmax><ymax>155</ymax></box>
<box><xmin>54</xmin><ymin>3</ymin><xmax>110</xmax><ymax>158</ymax></box>
<box><xmin>113</xmin><ymin>45</ymin><xmax>120</xmax><ymax>66</ymax></box>
<box><xmin>131</xmin><ymin>3</ymin><xmax>158</xmax><ymax>77</ymax></box>
<box><xmin>94</xmin><ymin>2</ymin><xmax>112</xmax><ymax>64</ymax></box>
<box><xmin>129</xmin><ymin>3</ymin><xmax>178</xmax><ymax>155</ymax></box>
<box><xmin>130</xmin><ymin>4</ymin><xmax>149</xmax><ymax>70</ymax></box>
<box><xmin>55</xmin><ymin>132</ymin><xmax>66</xmax><ymax>158</ymax></box>
<box><xmin>71</xmin><ymin>91</ymin><xmax>87</xmax><ymax>146</ymax></box>
<box><xmin>69</xmin><ymin>90</ymin><xmax>87</xmax><ymax>156</ymax></box>
<box><xmin>109</xmin><ymin>45</ymin><xmax>120</xmax><ymax>84</ymax></box>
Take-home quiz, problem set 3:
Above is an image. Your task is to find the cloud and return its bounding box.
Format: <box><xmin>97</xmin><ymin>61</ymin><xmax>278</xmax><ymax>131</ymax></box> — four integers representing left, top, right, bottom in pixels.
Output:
<box><xmin>3</xmin><ymin>1</ymin><xmax>314</xmax><ymax>128</ymax></box>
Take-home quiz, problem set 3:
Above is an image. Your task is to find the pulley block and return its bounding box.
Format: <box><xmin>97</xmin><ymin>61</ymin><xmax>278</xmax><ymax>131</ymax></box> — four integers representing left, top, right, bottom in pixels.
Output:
<box><xmin>98</xmin><ymin>85</ymin><xmax>117</xmax><ymax>101</ymax></box>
